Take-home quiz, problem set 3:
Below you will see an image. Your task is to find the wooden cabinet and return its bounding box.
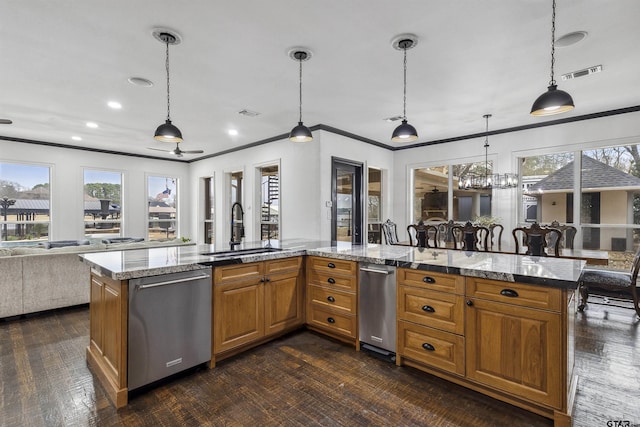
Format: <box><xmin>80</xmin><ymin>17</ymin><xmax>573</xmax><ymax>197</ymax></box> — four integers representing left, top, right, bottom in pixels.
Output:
<box><xmin>213</xmin><ymin>257</ymin><xmax>304</xmax><ymax>359</ymax></box>
<box><xmin>306</xmin><ymin>256</ymin><xmax>358</xmax><ymax>344</ymax></box>
<box><xmin>397</xmin><ymin>269</ymin><xmax>575</xmax><ymax>426</ymax></box>
<box><xmin>86</xmin><ymin>270</ymin><xmax>128</xmax><ymax>408</ymax></box>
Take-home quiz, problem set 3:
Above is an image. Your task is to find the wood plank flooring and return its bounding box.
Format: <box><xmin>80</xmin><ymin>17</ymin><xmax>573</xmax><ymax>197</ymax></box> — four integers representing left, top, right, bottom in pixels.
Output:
<box><xmin>1</xmin><ymin>298</ymin><xmax>639</xmax><ymax>427</ymax></box>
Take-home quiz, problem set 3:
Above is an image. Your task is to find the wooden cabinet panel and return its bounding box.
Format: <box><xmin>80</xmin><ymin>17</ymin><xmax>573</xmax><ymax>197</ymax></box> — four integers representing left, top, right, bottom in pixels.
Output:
<box><xmin>307</xmin><ymin>305</ymin><xmax>357</xmax><ymax>339</ymax></box>
<box><xmin>89</xmin><ymin>276</ymin><xmax>104</xmax><ymax>353</ymax></box>
<box><xmin>398</xmin><ymin>320</ymin><xmax>464</xmax><ymax>376</ymax></box>
<box><xmin>214</xmin><ymin>280</ymin><xmax>264</xmax><ymax>353</ymax></box>
<box><xmin>465</xmin><ymin>298</ymin><xmax>563</xmax><ymax>409</ymax></box>
<box><xmin>264</xmin><ymin>256</ymin><xmax>301</xmax><ymax>275</ymax></box>
<box><xmin>308</xmin><ymin>270</ymin><xmax>357</xmax><ymax>292</ymax></box>
<box><xmin>307</xmin><ymin>284</ymin><xmax>356</xmax><ymax>314</ymax></box>
<box><xmin>214</xmin><ymin>262</ymin><xmax>263</xmax><ymax>283</ymax></box>
<box><xmin>397</xmin><ymin>286</ymin><xmax>464</xmax><ymax>334</ymax></box>
<box><xmin>103</xmin><ymin>282</ymin><xmax>123</xmax><ymax>379</ymax></box>
<box><xmin>466</xmin><ymin>277</ymin><xmax>562</xmax><ymax>312</ymax></box>
<box><xmin>307</xmin><ymin>256</ymin><xmax>357</xmax><ymax>276</ymax></box>
<box><xmin>264</xmin><ymin>270</ymin><xmax>304</xmax><ymax>335</ymax></box>
<box><xmin>397</xmin><ymin>268</ymin><xmax>464</xmax><ymax>295</ymax></box>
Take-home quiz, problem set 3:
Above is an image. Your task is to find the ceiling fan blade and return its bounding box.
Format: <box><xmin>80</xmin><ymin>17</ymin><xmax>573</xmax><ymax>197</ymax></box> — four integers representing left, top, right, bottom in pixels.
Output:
<box><xmin>147</xmin><ymin>147</ymin><xmax>172</xmax><ymax>152</ymax></box>
<box><xmin>180</xmin><ymin>150</ymin><xmax>204</xmax><ymax>154</ymax></box>
<box><xmin>0</xmin><ymin>119</ymin><xmax>13</xmax><ymax>124</ymax></box>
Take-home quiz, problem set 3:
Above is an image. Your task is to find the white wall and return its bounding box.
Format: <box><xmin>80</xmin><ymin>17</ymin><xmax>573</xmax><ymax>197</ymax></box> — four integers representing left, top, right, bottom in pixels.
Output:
<box><xmin>0</xmin><ymin>140</ymin><xmax>191</xmax><ymax>240</ymax></box>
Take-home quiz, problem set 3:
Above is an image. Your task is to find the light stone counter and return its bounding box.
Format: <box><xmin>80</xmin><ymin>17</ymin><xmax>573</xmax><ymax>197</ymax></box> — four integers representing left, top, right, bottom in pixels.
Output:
<box><xmin>81</xmin><ymin>240</ymin><xmax>584</xmax><ymax>289</ymax></box>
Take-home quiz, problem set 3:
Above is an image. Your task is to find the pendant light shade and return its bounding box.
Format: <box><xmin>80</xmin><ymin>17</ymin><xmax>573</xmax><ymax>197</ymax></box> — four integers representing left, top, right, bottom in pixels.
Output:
<box><xmin>153</xmin><ymin>30</ymin><xmax>183</xmax><ymax>142</ymax></box>
<box><xmin>530</xmin><ymin>0</ymin><xmax>575</xmax><ymax>116</ymax></box>
<box><xmin>288</xmin><ymin>49</ymin><xmax>313</xmax><ymax>142</ymax></box>
<box><xmin>391</xmin><ymin>35</ymin><xmax>418</xmax><ymax>142</ymax></box>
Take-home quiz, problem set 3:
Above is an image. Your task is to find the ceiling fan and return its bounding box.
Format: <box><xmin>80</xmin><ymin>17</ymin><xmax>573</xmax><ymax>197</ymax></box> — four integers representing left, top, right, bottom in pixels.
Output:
<box><xmin>0</xmin><ymin>119</ymin><xmax>13</xmax><ymax>124</ymax></box>
<box><xmin>148</xmin><ymin>142</ymin><xmax>203</xmax><ymax>158</ymax></box>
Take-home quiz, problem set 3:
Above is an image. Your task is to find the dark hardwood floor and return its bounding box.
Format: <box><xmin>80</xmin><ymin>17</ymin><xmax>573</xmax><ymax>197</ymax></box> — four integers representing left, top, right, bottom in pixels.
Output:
<box><xmin>1</xmin><ymin>297</ymin><xmax>639</xmax><ymax>427</ymax></box>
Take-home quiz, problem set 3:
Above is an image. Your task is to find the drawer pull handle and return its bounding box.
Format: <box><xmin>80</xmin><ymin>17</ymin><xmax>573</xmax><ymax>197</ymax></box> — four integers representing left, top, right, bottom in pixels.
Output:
<box><xmin>466</xmin><ymin>300</ymin><xmax>474</xmax><ymax>307</ymax></box>
<box><xmin>327</xmin><ymin>296</ymin><xmax>335</xmax><ymax>303</ymax></box>
<box><xmin>422</xmin><ymin>343</ymin><xmax>435</xmax><ymax>351</ymax></box>
<box><xmin>422</xmin><ymin>276</ymin><xmax>435</xmax><ymax>284</ymax></box>
<box><xmin>328</xmin><ymin>262</ymin><xmax>336</xmax><ymax>269</ymax></box>
<box><xmin>500</xmin><ymin>289</ymin><xmax>519</xmax><ymax>298</ymax></box>
<box><xmin>327</xmin><ymin>317</ymin><xmax>336</xmax><ymax>324</ymax></box>
<box><xmin>327</xmin><ymin>278</ymin><xmax>336</xmax><ymax>284</ymax></box>
<box><xmin>421</xmin><ymin>305</ymin><xmax>435</xmax><ymax>313</ymax></box>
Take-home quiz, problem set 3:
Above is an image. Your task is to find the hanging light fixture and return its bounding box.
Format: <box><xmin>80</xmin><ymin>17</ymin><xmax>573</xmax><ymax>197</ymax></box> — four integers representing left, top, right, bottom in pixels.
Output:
<box><xmin>288</xmin><ymin>48</ymin><xmax>313</xmax><ymax>142</ymax></box>
<box><xmin>153</xmin><ymin>30</ymin><xmax>183</xmax><ymax>143</ymax></box>
<box><xmin>391</xmin><ymin>34</ymin><xmax>418</xmax><ymax>142</ymax></box>
<box><xmin>458</xmin><ymin>115</ymin><xmax>518</xmax><ymax>190</ymax></box>
<box><xmin>530</xmin><ymin>0</ymin><xmax>575</xmax><ymax>116</ymax></box>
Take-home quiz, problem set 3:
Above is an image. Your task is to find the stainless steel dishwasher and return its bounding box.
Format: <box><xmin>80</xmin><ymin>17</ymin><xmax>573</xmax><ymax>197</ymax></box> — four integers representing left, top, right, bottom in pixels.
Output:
<box><xmin>358</xmin><ymin>263</ymin><xmax>396</xmax><ymax>361</ymax></box>
<box><xmin>128</xmin><ymin>268</ymin><xmax>212</xmax><ymax>391</ymax></box>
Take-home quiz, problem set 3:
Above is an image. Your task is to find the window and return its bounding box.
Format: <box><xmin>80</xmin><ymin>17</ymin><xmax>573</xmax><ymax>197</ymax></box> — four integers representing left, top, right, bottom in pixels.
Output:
<box><xmin>367</xmin><ymin>168</ymin><xmax>382</xmax><ymax>243</ymax></box>
<box><xmin>0</xmin><ymin>162</ymin><xmax>50</xmax><ymax>244</ymax></box>
<box><xmin>412</xmin><ymin>166</ymin><xmax>449</xmax><ymax>223</ymax></box>
<box><xmin>258</xmin><ymin>165</ymin><xmax>279</xmax><ymax>241</ymax></box>
<box><xmin>202</xmin><ymin>176</ymin><xmax>215</xmax><ymax>244</ymax></box>
<box><xmin>83</xmin><ymin>169</ymin><xmax>122</xmax><ymax>238</ymax></box>
<box><xmin>230</xmin><ymin>171</ymin><xmax>243</xmax><ymax>243</ymax></box>
<box><xmin>148</xmin><ymin>176</ymin><xmax>177</xmax><ymax>240</ymax></box>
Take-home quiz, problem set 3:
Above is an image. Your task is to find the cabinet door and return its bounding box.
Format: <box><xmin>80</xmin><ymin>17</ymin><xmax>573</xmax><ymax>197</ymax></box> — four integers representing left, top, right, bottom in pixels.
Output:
<box><xmin>89</xmin><ymin>275</ymin><xmax>104</xmax><ymax>353</ymax></box>
<box><xmin>103</xmin><ymin>280</ymin><xmax>124</xmax><ymax>379</ymax></box>
<box><xmin>264</xmin><ymin>269</ymin><xmax>304</xmax><ymax>335</ymax></box>
<box><xmin>465</xmin><ymin>298</ymin><xmax>563</xmax><ymax>409</ymax></box>
<box><xmin>214</xmin><ymin>279</ymin><xmax>264</xmax><ymax>353</ymax></box>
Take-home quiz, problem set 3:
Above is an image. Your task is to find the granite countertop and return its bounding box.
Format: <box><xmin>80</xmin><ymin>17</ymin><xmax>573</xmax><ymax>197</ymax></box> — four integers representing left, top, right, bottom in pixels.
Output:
<box><xmin>80</xmin><ymin>239</ymin><xmax>585</xmax><ymax>289</ymax></box>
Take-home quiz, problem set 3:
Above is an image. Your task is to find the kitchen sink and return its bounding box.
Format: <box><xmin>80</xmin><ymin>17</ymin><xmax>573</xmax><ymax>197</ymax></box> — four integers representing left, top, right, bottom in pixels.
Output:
<box><xmin>201</xmin><ymin>247</ymin><xmax>283</xmax><ymax>257</ymax></box>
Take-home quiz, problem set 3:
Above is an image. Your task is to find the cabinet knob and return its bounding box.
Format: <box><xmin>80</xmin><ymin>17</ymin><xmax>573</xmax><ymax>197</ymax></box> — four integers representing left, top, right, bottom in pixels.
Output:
<box><xmin>422</xmin><ymin>343</ymin><xmax>435</xmax><ymax>351</ymax></box>
<box><xmin>327</xmin><ymin>296</ymin><xmax>335</xmax><ymax>303</ymax></box>
<box><xmin>328</xmin><ymin>262</ymin><xmax>336</xmax><ymax>269</ymax></box>
<box><xmin>264</xmin><ymin>277</ymin><xmax>270</xmax><ymax>282</ymax></box>
<box><xmin>421</xmin><ymin>305</ymin><xmax>435</xmax><ymax>313</ymax></box>
<box><xmin>327</xmin><ymin>277</ymin><xmax>336</xmax><ymax>284</ymax></box>
<box><xmin>466</xmin><ymin>300</ymin><xmax>474</xmax><ymax>307</ymax></box>
<box><xmin>500</xmin><ymin>289</ymin><xmax>519</xmax><ymax>298</ymax></box>
<box><xmin>327</xmin><ymin>317</ymin><xmax>336</xmax><ymax>324</ymax></box>
<box><xmin>422</xmin><ymin>276</ymin><xmax>435</xmax><ymax>284</ymax></box>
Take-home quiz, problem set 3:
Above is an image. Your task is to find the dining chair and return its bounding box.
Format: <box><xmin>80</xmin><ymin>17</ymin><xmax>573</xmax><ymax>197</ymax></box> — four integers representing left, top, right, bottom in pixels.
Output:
<box><xmin>548</xmin><ymin>220</ymin><xmax>577</xmax><ymax>249</ymax></box>
<box><xmin>578</xmin><ymin>245</ymin><xmax>640</xmax><ymax>318</ymax></box>
<box><xmin>451</xmin><ymin>221</ymin><xmax>489</xmax><ymax>251</ymax></box>
<box><xmin>407</xmin><ymin>221</ymin><xmax>439</xmax><ymax>248</ymax></box>
<box><xmin>512</xmin><ymin>222</ymin><xmax>562</xmax><ymax>256</ymax></box>
<box><xmin>381</xmin><ymin>219</ymin><xmax>400</xmax><ymax>245</ymax></box>
<box><xmin>487</xmin><ymin>223</ymin><xmax>504</xmax><ymax>251</ymax></box>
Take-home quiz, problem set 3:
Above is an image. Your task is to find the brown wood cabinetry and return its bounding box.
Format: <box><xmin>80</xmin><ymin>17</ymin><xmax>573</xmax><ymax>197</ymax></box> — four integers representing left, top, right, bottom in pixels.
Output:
<box><xmin>397</xmin><ymin>269</ymin><xmax>575</xmax><ymax>427</ymax></box>
<box><xmin>213</xmin><ymin>257</ymin><xmax>304</xmax><ymax>362</ymax></box>
<box><xmin>86</xmin><ymin>270</ymin><xmax>128</xmax><ymax>408</ymax></box>
<box><xmin>305</xmin><ymin>256</ymin><xmax>358</xmax><ymax>344</ymax></box>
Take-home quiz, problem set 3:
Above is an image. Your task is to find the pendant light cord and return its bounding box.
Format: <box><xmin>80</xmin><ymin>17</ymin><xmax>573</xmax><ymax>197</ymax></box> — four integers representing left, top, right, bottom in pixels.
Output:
<box><xmin>402</xmin><ymin>47</ymin><xmax>408</xmax><ymax>120</ymax></box>
<box><xmin>298</xmin><ymin>58</ymin><xmax>303</xmax><ymax>123</ymax></box>
<box><xmin>165</xmin><ymin>40</ymin><xmax>171</xmax><ymax>121</ymax></box>
<box><xmin>549</xmin><ymin>0</ymin><xmax>556</xmax><ymax>86</ymax></box>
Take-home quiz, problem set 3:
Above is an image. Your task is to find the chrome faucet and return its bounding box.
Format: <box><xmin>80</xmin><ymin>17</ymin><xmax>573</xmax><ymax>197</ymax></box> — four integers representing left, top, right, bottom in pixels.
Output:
<box><xmin>230</xmin><ymin>202</ymin><xmax>244</xmax><ymax>249</ymax></box>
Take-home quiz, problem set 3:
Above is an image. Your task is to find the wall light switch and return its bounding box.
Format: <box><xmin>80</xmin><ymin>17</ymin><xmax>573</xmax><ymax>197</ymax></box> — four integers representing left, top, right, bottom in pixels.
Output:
<box><xmin>325</xmin><ymin>201</ymin><xmax>332</xmax><ymax>207</ymax></box>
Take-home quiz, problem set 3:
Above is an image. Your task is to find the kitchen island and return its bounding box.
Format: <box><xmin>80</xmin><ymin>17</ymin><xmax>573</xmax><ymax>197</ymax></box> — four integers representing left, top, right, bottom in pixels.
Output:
<box><xmin>80</xmin><ymin>241</ymin><xmax>583</xmax><ymax>426</ymax></box>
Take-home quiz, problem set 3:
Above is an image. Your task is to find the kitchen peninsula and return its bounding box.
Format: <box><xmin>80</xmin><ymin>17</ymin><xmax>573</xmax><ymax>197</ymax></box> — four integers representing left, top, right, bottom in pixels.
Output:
<box><xmin>80</xmin><ymin>240</ymin><xmax>584</xmax><ymax>427</ymax></box>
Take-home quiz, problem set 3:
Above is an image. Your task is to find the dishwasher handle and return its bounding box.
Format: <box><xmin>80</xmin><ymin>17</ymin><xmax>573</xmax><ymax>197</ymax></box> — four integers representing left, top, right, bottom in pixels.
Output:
<box><xmin>135</xmin><ymin>273</ymin><xmax>211</xmax><ymax>291</ymax></box>
<box><xmin>359</xmin><ymin>267</ymin><xmax>393</xmax><ymax>275</ymax></box>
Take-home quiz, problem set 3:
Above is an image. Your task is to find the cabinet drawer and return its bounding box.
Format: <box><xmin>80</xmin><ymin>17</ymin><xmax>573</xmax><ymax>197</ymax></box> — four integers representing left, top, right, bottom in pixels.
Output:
<box><xmin>307</xmin><ymin>256</ymin><xmax>357</xmax><ymax>276</ymax></box>
<box><xmin>397</xmin><ymin>268</ymin><xmax>464</xmax><ymax>295</ymax></box>
<box><xmin>308</xmin><ymin>284</ymin><xmax>356</xmax><ymax>315</ymax></box>
<box><xmin>397</xmin><ymin>286</ymin><xmax>464</xmax><ymax>334</ymax></box>
<box><xmin>307</xmin><ymin>305</ymin><xmax>356</xmax><ymax>338</ymax></box>
<box><xmin>215</xmin><ymin>263</ymin><xmax>263</xmax><ymax>284</ymax></box>
<box><xmin>398</xmin><ymin>320</ymin><xmax>464</xmax><ymax>376</ymax></box>
<box><xmin>466</xmin><ymin>277</ymin><xmax>562</xmax><ymax>312</ymax></box>
<box><xmin>265</xmin><ymin>256</ymin><xmax>302</xmax><ymax>275</ymax></box>
<box><xmin>308</xmin><ymin>270</ymin><xmax>357</xmax><ymax>292</ymax></box>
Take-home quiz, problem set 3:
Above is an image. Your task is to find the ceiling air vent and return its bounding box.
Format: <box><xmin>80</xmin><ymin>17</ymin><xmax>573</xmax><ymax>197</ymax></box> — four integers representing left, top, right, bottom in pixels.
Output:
<box><xmin>238</xmin><ymin>109</ymin><xmax>261</xmax><ymax>117</ymax></box>
<box><xmin>384</xmin><ymin>115</ymin><xmax>404</xmax><ymax>122</ymax></box>
<box><xmin>561</xmin><ymin>65</ymin><xmax>602</xmax><ymax>81</ymax></box>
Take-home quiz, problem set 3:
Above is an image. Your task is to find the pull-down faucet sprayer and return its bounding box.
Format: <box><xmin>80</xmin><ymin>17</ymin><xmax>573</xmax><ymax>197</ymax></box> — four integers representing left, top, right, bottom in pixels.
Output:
<box><xmin>230</xmin><ymin>202</ymin><xmax>244</xmax><ymax>249</ymax></box>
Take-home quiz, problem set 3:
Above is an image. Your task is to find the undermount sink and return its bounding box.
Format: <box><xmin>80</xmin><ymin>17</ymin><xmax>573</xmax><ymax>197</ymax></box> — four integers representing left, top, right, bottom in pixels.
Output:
<box><xmin>201</xmin><ymin>247</ymin><xmax>283</xmax><ymax>257</ymax></box>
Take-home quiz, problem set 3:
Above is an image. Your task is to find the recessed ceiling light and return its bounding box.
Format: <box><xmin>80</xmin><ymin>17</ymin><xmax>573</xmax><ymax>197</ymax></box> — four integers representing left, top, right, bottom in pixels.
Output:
<box><xmin>71</xmin><ymin>136</ymin><xmax>82</xmax><ymax>141</ymax></box>
<box><xmin>128</xmin><ymin>77</ymin><xmax>154</xmax><ymax>87</ymax></box>
<box><xmin>86</xmin><ymin>122</ymin><xmax>98</xmax><ymax>128</ymax></box>
<box><xmin>107</xmin><ymin>101</ymin><xmax>122</xmax><ymax>109</ymax></box>
<box><xmin>228</xmin><ymin>129</ymin><xmax>239</xmax><ymax>136</ymax></box>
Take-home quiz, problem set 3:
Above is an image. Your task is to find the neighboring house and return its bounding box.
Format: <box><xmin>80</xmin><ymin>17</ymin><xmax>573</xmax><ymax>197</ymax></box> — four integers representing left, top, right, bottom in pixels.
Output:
<box><xmin>524</xmin><ymin>155</ymin><xmax>640</xmax><ymax>250</ymax></box>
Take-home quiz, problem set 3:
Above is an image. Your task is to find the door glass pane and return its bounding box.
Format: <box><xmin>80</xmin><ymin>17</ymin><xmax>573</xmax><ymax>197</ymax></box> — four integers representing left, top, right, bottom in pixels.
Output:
<box><xmin>203</xmin><ymin>177</ymin><xmax>214</xmax><ymax>244</ymax></box>
<box><xmin>336</xmin><ymin>169</ymin><xmax>353</xmax><ymax>242</ymax></box>
<box><xmin>259</xmin><ymin>165</ymin><xmax>279</xmax><ymax>241</ymax></box>
<box><xmin>148</xmin><ymin>176</ymin><xmax>177</xmax><ymax>240</ymax></box>
<box><xmin>84</xmin><ymin>170</ymin><xmax>122</xmax><ymax>238</ymax></box>
<box><xmin>367</xmin><ymin>168</ymin><xmax>382</xmax><ymax>243</ymax></box>
<box><xmin>230</xmin><ymin>172</ymin><xmax>244</xmax><ymax>243</ymax></box>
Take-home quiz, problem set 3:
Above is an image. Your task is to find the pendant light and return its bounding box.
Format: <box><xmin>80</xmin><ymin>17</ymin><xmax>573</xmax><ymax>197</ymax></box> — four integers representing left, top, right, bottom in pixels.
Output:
<box><xmin>391</xmin><ymin>34</ymin><xmax>418</xmax><ymax>142</ymax></box>
<box><xmin>288</xmin><ymin>48</ymin><xmax>313</xmax><ymax>142</ymax></box>
<box><xmin>153</xmin><ymin>30</ymin><xmax>183</xmax><ymax>143</ymax></box>
<box><xmin>530</xmin><ymin>0</ymin><xmax>575</xmax><ymax>116</ymax></box>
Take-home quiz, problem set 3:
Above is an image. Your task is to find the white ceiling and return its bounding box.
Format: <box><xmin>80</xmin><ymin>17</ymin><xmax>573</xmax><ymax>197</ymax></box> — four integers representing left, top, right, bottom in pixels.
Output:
<box><xmin>1</xmin><ymin>1</ymin><xmax>639</xmax><ymax>160</ymax></box>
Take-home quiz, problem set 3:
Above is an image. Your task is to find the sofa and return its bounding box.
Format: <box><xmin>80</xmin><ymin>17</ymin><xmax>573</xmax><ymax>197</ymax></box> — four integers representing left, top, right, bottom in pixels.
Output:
<box><xmin>0</xmin><ymin>238</ymin><xmax>193</xmax><ymax>319</ymax></box>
